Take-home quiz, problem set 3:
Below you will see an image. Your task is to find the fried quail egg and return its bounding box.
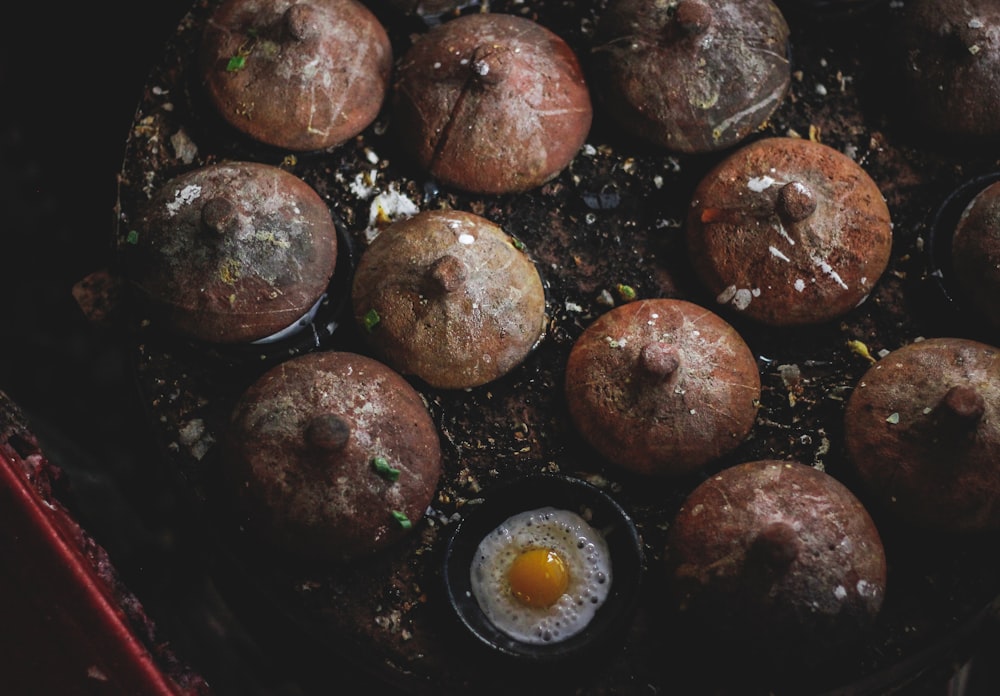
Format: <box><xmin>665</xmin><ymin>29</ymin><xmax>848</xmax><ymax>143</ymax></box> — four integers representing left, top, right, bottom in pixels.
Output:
<box><xmin>469</xmin><ymin>506</ymin><xmax>612</xmax><ymax>644</ymax></box>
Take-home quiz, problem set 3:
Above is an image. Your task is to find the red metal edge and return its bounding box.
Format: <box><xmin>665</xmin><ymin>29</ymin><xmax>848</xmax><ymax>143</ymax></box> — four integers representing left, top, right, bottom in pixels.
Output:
<box><xmin>0</xmin><ymin>391</ymin><xmax>207</xmax><ymax>696</ymax></box>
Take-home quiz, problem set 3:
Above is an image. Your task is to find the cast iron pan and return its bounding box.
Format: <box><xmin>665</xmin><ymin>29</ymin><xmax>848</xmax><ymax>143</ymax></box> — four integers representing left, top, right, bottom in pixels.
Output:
<box><xmin>113</xmin><ymin>1</ymin><xmax>1000</xmax><ymax>694</ymax></box>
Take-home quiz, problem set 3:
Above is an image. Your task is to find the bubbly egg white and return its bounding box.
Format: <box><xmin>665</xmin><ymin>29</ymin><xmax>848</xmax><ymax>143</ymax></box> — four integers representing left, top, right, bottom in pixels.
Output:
<box><xmin>470</xmin><ymin>507</ymin><xmax>612</xmax><ymax>644</ymax></box>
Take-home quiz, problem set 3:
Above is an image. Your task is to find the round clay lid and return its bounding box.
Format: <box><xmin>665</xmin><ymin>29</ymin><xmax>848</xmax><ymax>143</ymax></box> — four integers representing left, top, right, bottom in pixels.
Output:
<box><xmin>664</xmin><ymin>459</ymin><xmax>887</xmax><ymax>656</ymax></box>
<box><xmin>125</xmin><ymin>161</ymin><xmax>338</xmax><ymax>344</ymax></box>
<box><xmin>564</xmin><ymin>298</ymin><xmax>761</xmax><ymax>477</ymax></box>
<box><xmin>351</xmin><ymin>210</ymin><xmax>547</xmax><ymax>389</ymax></box>
<box><xmin>392</xmin><ymin>12</ymin><xmax>593</xmax><ymax>194</ymax></box>
<box><xmin>896</xmin><ymin>0</ymin><xmax>1000</xmax><ymax>143</ymax></box>
<box><xmin>685</xmin><ymin>136</ymin><xmax>893</xmax><ymax>326</ymax></box>
<box><xmin>200</xmin><ymin>0</ymin><xmax>392</xmax><ymax>152</ymax></box>
<box><xmin>224</xmin><ymin>350</ymin><xmax>443</xmax><ymax>562</ymax></box>
<box><xmin>591</xmin><ymin>0</ymin><xmax>791</xmax><ymax>154</ymax></box>
<box><xmin>951</xmin><ymin>180</ymin><xmax>1000</xmax><ymax>332</ymax></box>
<box><xmin>844</xmin><ymin>337</ymin><xmax>1000</xmax><ymax>532</ymax></box>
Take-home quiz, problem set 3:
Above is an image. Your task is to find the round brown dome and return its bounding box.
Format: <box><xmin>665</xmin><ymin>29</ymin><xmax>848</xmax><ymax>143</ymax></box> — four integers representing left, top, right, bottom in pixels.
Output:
<box><xmin>352</xmin><ymin>210</ymin><xmax>547</xmax><ymax>390</ymax></box>
<box><xmin>896</xmin><ymin>0</ymin><xmax>1000</xmax><ymax>143</ymax></box>
<box><xmin>951</xmin><ymin>180</ymin><xmax>1000</xmax><ymax>332</ymax></box>
<box><xmin>844</xmin><ymin>337</ymin><xmax>1000</xmax><ymax>532</ymax></box>
<box><xmin>125</xmin><ymin>161</ymin><xmax>338</xmax><ymax>344</ymax></box>
<box><xmin>224</xmin><ymin>351</ymin><xmax>443</xmax><ymax>562</ymax></box>
<box><xmin>392</xmin><ymin>12</ymin><xmax>593</xmax><ymax>194</ymax></box>
<box><xmin>685</xmin><ymin>137</ymin><xmax>893</xmax><ymax>326</ymax></box>
<box><xmin>564</xmin><ymin>298</ymin><xmax>760</xmax><ymax>477</ymax></box>
<box><xmin>591</xmin><ymin>0</ymin><xmax>791</xmax><ymax>154</ymax></box>
<box><xmin>664</xmin><ymin>459</ymin><xmax>887</xmax><ymax>659</ymax></box>
<box><xmin>201</xmin><ymin>0</ymin><xmax>392</xmax><ymax>151</ymax></box>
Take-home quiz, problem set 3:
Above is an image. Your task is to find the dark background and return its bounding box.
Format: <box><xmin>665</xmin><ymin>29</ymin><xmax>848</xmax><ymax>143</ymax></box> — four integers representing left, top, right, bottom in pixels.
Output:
<box><xmin>0</xmin><ymin>2</ymin><xmax>299</xmax><ymax>694</ymax></box>
<box><xmin>1</xmin><ymin>2</ymin><xmax>999</xmax><ymax>695</ymax></box>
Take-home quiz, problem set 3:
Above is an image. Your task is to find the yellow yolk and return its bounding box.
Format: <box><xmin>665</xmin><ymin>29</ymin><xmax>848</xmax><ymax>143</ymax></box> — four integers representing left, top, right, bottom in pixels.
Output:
<box><xmin>507</xmin><ymin>548</ymin><xmax>570</xmax><ymax>608</ymax></box>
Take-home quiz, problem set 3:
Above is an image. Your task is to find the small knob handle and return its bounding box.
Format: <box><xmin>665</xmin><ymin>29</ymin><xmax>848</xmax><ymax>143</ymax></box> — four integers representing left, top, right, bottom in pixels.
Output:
<box><xmin>305</xmin><ymin>413</ymin><xmax>351</xmax><ymax>451</ymax></box>
<box><xmin>776</xmin><ymin>182</ymin><xmax>817</xmax><ymax>223</ymax></box>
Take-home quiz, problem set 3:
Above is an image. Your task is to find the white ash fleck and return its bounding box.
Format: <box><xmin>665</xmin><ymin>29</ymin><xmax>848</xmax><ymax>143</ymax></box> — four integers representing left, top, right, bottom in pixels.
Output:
<box><xmin>605</xmin><ymin>336</ymin><xmax>627</xmax><ymax>349</ymax></box>
<box><xmin>364</xmin><ymin>148</ymin><xmax>380</xmax><ymax>164</ymax></box>
<box><xmin>878</xmin><ymin>348</ymin><xmax>891</xmax><ymax>359</ymax></box>
<box><xmin>565</xmin><ymin>300</ymin><xmax>583</xmax><ymax>313</ymax></box>
<box><xmin>165</xmin><ymin>184</ymin><xmax>202</xmax><ymax>216</ymax></box>
<box><xmin>596</xmin><ymin>289</ymin><xmax>615</xmax><ymax>307</ymax></box>
<box><xmin>87</xmin><ymin>666</ymin><xmax>109</xmax><ymax>682</ymax></box>
<box><xmin>815</xmin><ymin>83</ymin><xmax>828</xmax><ymax>96</ymax></box>
<box><xmin>732</xmin><ymin>288</ymin><xmax>753</xmax><ymax>310</ymax></box>
<box><xmin>769</xmin><ymin>245</ymin><xmax>791</xmax><ymax>262</ymax></box>
<box><xmin>582</xmin><ymin>143</ymin><xmax>597</xmax><ymax>156</ymax></box>
<box><xmin>794</xmin><ymin>278</ymin><xmax>806</xmax><ymax>292</ymax></box>
<box><xmin>374</xmin><ymin>609</ymin><xmax>403</xmax><ymax>633</ymax></box>
<box><xmin>833</xmin><ymin>585</ymin><xmax>847</xmax><ymax>600</ymax></box>
<box><xmin>717</xmin><ymin>285</ymin><xmax>738</xmax><ymax>304</ymax></box>
<box><xmin>170</xmin><ymin>129</ymin><xmax>198</xmax><ymax>164</ymax></box>
<box><xmin>366</xmin><ymin>183</ymin><xmax>419</xmax><ymax>241</ymax></box>
<box><xmin>969</xmin><ymin>18</ymin><xmax>984</xmax><ymax>29</ymax></box>
<box><xmin>857</xmin><ymin>579</ymin><xmax>879</xmax><ymax>598</ymax></box>
<box><xmin>811</xmin><ymin>254</ymin><xmax>849</xmax><ymax>290</ymax></box>
<box><xmin>178</xmin><ymin>418</ymin><xmax>214</xmax><ymax>460</ymax></box>
<box><xmin>473</xmin><ymin>60</ymin><xmax>490</xmax><ymax>76</ymax></box>
<box><xmin>350</xmin><ymin>170</ymin><xmax>378</xmax><ymax>199</ymax></box>
<box><xmin>653</xmin><ymin>175</ymin><xmax>664</xmax><ymax>189</ymax></box>
<box><xmin>748</xmin><ymin>175</ymin><xmax>776</xmax><ymax>192</ymax></box>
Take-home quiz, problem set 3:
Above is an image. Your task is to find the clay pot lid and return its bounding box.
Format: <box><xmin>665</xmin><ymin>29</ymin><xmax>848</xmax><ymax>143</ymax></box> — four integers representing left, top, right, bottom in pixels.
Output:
<box><xmin>591</xmin><ymin>0</ymin><xmax>791</xmax><ymax>154</ymax></box>
<box><xmin>351</xmin><ymin>209</ymin><xmax>548</xmax><ymax>390</ymax></box>
<box><xmin>896</xmin><ymin>0</ymin><xmax>1000</xmax><ymax>143</ymax></box>
<box><xmin>391</xmin><ymin>12</ymin><xmax>593</xmax><ymax>194</ymax></box>
<box><xmin>564</xmin><ymin>298</ymin><xmax>761</xmax><ymax>477</ymax></box>
<box><xmin>949</xmin><ymin>180</ymin><xmax>1000</xmax><ymax>333</ymax></box>
<box><xmin>200</xmin><ymin>0</ymin><xmax>392</xmax><ymax>152</ymax></box>
<box><xmin>844</xmin><ymin>337</ymin><xmax>1000</xmax><ymax>532</ymax></box>
<box><xmin>223</xmin><ymin>351</ymin><xmax>443</xmax><ymax>562</ymax></box>
<box><xmin>664</xmin><ymin>459</ymin><xmax>887</xmax><ymax>659</ymax></box>
<box><xmin>685</xmin><ymin>136</ymin><xmax>893</xmax><ymax>326</ymax></box>
<box><xmin>125</xmin><ymin>161</ymin><xmax>338</xmax><ymax>344</ymax></box>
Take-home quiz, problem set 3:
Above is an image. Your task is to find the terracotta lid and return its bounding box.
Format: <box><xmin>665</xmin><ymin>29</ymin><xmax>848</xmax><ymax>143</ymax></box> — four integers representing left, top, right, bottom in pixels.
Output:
<box><xmin>224</xmin><ymin>351</ymin><xmax>443</xmax><ymax>562</ymax></box>
<box><xmin>201</xmin><ymin>0</ymin><xmax>392</xmax><ymax>151</ymax></box>
<box><xmin>392</xmin><ymin>12</ymin><xmax>593</xmax><ymax>194</ymax></box>
<box><xmin>686</xmin><ymin>137</ymin><xmax>893</xmax><ymax>326</ymax></box>
<box><xmin>664</xmin><ymin>459</ymin><xmax>887</xmax><ymax>658</ymax></box>
<box><xmin>591</xmin><ymin>0</ymin><xmax>791</xmax><ymax>153</ymax></box>
<box><xmin>351</xmin><ymin>209</ymin><xmax>548</xmax><ymax>389</ymax></box>
<box><xmin>951</xmin><ymin>180</ymin><xmax>1000</xmax><ymax>332</ymax></box>
<box><xmin>844</xmin><ymin>337</ymin><xmax>1000</xmax><ymax>532</ymax></box>
<box><xmin>896</xmin><ymin>0</ymin><xmax>1000</xmax><ymax>143</ymax></box>
<box><xmin>124</xmin><ymin>161</ymin><xmax>338</xmax><ymax>344</ymax></box>
<box><xmin>564</xmin><ymin>298</ymin><xmax>761</xmax><ymax>477</ymax></box>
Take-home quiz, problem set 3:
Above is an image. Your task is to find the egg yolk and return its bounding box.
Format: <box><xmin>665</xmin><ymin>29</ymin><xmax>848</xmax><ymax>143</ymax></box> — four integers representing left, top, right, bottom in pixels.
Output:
<box><xmin>507</xmin><ymin>548</ymin><xmax>569</xmax><ymax>608</ymax></box>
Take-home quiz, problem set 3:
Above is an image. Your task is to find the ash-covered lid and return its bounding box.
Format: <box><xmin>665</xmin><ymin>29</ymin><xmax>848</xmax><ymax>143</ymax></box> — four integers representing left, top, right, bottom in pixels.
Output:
<box><xmin>125</xmin><ymin>161</ymin><xmax>338</xmax><ymax>344</ymax></box>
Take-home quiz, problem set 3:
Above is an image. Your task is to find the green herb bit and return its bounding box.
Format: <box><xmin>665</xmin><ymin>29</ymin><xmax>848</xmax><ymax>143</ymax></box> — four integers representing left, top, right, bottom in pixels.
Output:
<box><xmin>226</xmin><ymin>55</ymin><xmax>247</xmax><ymax>72</ymax></box>
<box><xmin>362</xmin><ymin>308</ymin><xmax>381</xmax><ymax>332</ymax></box>
<box><xmin>372</xmin><ymin>456</ymin><xmax>400</xmax><ymax>482</ymax></box>
<box><xmin>391</xmin><ymin>510</ymin><xmax>412</xmax><ymax>529</ymax></box>
<box><xmin>126</xmin><ymin>230</ymin><xmax>140</xmax><ymax>245</ymax></box>
<box><xmin>511</xmin><ymin>237</ymin><xmax>526</xmax><ymax>251</ymax></box>
<box><xmin>616</xmin><ymin>283</ymin><xmax>637</xmax><ymax>301</ymax></box>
